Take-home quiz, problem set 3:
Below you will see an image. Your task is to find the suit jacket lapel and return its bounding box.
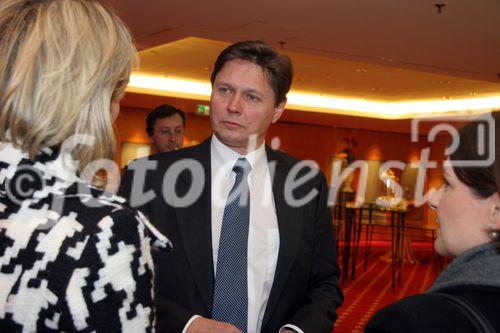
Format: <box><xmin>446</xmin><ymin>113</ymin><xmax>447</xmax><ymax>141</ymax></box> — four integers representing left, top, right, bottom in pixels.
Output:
<box><xmin>174</xmin><ymin>138</ymin><xmax>215</xmax><ymax>314</ymax></box>
<box><xmin>262</xmin><ymin>147</ymin><xmax>303</xmax><ymax>327</ymax></box>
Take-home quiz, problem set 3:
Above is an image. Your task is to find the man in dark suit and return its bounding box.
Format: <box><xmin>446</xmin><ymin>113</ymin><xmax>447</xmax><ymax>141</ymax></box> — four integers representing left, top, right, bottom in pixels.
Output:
<box><xmin>120</xmin><ymin>40</ymin><xmax>343</xmax><ymax>333</ymax></box>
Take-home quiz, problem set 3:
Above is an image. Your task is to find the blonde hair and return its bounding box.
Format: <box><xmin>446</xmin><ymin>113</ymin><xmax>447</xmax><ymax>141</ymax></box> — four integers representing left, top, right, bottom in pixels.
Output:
<box><xmin>0</xmin><ymin>0</ymin><xmax>137</xmax><ymax>179</ymax></box>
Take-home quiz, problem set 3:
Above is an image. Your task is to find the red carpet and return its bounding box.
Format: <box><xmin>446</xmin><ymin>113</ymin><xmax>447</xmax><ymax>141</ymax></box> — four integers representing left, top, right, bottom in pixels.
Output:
<box><xmin>333</xmin><ymin>244</ymin><xmax>438</xmax><ymax>332</ymax></box>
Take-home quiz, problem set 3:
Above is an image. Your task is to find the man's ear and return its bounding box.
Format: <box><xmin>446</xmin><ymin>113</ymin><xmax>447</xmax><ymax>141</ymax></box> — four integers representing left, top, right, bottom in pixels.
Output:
<box><xmin>272</xmin><ymin>99</ymin><xmax>286</xmax><ymax>124</ymax></box>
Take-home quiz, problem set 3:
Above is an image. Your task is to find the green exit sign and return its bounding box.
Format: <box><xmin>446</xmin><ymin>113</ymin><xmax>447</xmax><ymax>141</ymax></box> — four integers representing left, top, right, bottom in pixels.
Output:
<box><xmin>196</xmin><ymin>104</ymin><xmax>210</xmax><ymax>116</ymax></box>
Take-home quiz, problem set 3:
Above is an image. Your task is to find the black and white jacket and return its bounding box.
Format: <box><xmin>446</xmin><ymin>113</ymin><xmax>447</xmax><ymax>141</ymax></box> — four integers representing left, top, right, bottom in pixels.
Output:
<box><xmin>0</xmin><ymin>143</ymin><xmax>171</xmax><ymax>333</ymax></box>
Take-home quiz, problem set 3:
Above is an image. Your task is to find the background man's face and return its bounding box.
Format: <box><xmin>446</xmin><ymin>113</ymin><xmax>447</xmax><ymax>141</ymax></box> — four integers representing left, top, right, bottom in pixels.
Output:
<box><xmin>149</xmin><ymin>113</ymin><xmax>185</xmax><ymax>153</ymax></box>
<box><xmin>210</xmin><ymin>59</ymin><xmax>285</xmax><ymax>154</ymax></box>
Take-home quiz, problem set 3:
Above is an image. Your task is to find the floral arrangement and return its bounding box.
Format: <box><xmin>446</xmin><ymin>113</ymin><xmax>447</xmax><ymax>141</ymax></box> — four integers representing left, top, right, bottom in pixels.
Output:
<box><xmin>337</xmin><ymin>137</ymin><xmax>358</xmax><ymax>164</ymax></box>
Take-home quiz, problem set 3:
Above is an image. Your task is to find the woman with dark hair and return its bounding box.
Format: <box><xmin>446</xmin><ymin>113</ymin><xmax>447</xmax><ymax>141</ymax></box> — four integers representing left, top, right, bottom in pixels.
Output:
<box><xmin>366</xmin><ymin>112</ymin><xmax>500</xmax><ymax>333</ymax></box>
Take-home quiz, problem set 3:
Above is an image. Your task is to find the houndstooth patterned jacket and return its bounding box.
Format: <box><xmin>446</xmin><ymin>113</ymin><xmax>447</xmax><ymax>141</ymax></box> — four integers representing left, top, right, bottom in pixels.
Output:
<box><xmin>0</xmin><ymin>143</ymin><xmax>171</xmax><ymax>333</ymax></box>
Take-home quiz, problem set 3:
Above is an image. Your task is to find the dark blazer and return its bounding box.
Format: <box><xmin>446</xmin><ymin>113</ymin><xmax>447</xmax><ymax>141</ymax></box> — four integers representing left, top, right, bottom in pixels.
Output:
<box><xmin>365</xmin><ymin>285</ymin><xmax>500</xmax><ymax>333</ymax></box>
<box><xmin>120</xmin><ymin>138</ymin><xmax>343</xmax><ymax>333</ymax></box>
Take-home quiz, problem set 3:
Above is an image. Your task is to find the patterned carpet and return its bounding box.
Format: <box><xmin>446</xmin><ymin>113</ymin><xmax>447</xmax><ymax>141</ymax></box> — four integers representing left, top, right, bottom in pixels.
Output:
<box><xmin>333</xmin><ymin>244</ymin><xmax>439</xmax><ymax>332</ymax></box>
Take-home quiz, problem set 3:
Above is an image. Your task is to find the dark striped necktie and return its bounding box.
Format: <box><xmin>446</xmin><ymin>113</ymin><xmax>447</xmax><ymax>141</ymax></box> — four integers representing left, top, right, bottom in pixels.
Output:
<box><xmin>212</xmin><ymin>157</ymin><xmax>251</xmax><ymax>333</ymax></box>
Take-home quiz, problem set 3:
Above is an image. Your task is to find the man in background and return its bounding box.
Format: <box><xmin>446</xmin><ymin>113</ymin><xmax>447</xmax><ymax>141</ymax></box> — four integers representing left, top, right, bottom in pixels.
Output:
<box><xmin>146</xmin><ymin>104</ymin><xmax>186</xmax><ymax>153</ymax></box>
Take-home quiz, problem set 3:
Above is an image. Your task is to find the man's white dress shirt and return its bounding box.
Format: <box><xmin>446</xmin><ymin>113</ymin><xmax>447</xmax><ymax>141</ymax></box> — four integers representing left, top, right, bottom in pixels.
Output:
<box><xmin>183</xmin><ymin>136</ymin><xmax>304</xmax><ymax>333</ymax></box>
<box><xmin>210</xmin><ymin>135</ymin><xmax>279</xmax><ymax>333</ymax></box>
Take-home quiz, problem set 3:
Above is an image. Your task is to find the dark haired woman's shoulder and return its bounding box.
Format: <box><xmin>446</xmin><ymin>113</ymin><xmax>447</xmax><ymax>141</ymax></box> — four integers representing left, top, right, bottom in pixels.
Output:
<box><xmin>365</xmin><ymin>293</ymin><xmax>475</xmax><ymax>333</ymax></box>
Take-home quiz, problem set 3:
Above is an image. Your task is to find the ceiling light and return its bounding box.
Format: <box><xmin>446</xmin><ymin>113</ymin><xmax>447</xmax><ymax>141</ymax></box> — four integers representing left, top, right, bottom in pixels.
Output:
<box><xmin>128</xmin><ymin>74</ymin><xmax>212</xmax><ymax>100</ymax></box>
<box><xmin>127</xmin><ymin>73</ymin><xmax>499</xmax><ymax>119</ymax></box>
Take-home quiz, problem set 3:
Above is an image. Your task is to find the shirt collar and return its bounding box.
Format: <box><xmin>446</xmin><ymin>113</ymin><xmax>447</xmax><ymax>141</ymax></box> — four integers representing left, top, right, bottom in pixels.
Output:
<box><xmin>211</xmin><ymin>135</ymin><xmax>268</xmax><ymax>181</ymax></box>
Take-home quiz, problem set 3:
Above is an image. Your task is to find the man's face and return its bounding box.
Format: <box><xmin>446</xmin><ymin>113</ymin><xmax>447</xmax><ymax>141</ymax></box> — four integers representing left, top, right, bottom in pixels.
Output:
<box><xmin>210</xmin><ymin>59</ymin><xmax>285</xmax><ymax>154</ymax></box>
<box><xmin>149</xmin><ymin>113</ymin><xmax>185</xmax><ymax>153</ymax></box>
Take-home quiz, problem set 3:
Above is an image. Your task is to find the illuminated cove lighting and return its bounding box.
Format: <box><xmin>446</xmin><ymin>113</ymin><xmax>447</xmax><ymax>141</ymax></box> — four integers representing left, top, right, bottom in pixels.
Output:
<box><xmin>127</xmin><ymin>74</ymin><xmax>498</xmax><ymax>119</ymax></box>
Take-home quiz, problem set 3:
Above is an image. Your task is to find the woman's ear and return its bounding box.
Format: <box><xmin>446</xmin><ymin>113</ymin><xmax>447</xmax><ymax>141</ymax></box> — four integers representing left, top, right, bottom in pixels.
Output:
<box><xmin>489</xmin><ymin>193</ymin><xmax>500</xmax><ymax>229</ymax></box>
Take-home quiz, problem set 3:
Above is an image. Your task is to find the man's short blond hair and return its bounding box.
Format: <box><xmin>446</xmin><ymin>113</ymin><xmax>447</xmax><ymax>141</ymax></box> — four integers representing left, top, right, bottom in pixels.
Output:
<box><xmin>0</xmin><ymin>0</ymin><xmax>137</xmax><ymax>177</ymax></box>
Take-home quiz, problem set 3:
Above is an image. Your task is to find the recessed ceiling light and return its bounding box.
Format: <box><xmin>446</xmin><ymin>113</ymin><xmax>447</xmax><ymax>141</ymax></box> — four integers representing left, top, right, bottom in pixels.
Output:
<box><xmin>127</xmin><ymin>73</ymin><xmax>500</xmax><ymax>119</ymax></box>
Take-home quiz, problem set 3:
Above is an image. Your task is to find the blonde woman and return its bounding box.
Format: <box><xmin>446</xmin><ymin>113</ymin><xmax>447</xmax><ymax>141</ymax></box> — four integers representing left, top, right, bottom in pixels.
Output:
<box><xmin>0</xmin><ymin>0</ymin><xmax>170</xmax><ymax>332</ymax></box>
